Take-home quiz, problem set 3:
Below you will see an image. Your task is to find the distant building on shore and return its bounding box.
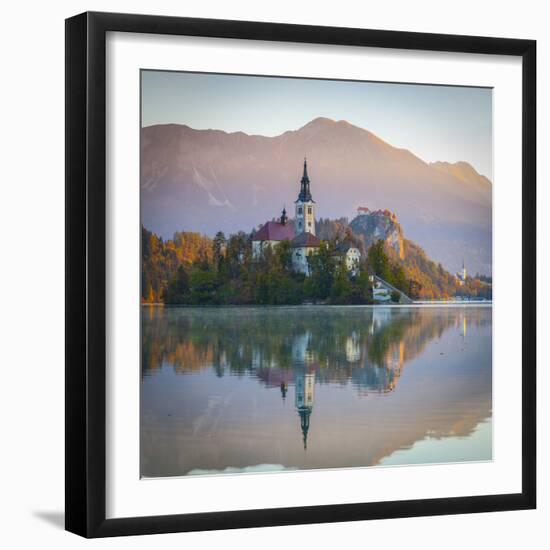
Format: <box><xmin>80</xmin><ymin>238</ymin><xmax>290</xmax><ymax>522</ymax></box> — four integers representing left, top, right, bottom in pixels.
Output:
<box><xmin>456</xmin><ymin>259</ymin><xmax>467</xmax><ymax>285</ymax></box>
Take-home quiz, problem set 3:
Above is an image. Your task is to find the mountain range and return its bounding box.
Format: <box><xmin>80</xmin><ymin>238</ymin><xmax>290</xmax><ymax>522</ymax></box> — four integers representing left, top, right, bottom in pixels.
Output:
<box><xmin>141</xmin><ymin>117</ymin><xmax>492</xmax><ymax>275</ymax></box>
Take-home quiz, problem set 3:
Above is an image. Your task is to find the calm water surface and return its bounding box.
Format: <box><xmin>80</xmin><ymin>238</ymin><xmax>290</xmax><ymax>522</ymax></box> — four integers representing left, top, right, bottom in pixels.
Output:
<box><xmin>141</xmin><ymin>305</ymin><xmax>492</xmax><ymax>477</ymax></box>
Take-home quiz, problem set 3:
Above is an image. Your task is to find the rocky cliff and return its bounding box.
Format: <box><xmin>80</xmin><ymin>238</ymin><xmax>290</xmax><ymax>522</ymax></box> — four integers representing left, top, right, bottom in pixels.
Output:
<box><xmin>324</xmin><ymin>208</ymin><xmax>478</xmax><ymax>300</ymax></box>
<box><xmin>349</xmin><ymin>209</ymin><xmax>405</xmax><ymax>260</ymax></box>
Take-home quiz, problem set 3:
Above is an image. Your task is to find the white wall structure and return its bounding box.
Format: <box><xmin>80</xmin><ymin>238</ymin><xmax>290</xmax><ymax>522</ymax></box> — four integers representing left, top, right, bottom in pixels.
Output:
<box><xmin>252</xmin><ymin>238</ymin><xmax>282</xmax><ymax>258</ymax></box>
<box><xmin>371</xmin><ymin>275</ymin><xmax>413</xmax><ymax>304</ymax></box>
<box><xmin>345</xmin><ymin>247</ymin><xmax>361</xmax><ymax>272</ymax></box>
<box><xmin>251</xmin><ymin>212</ymin><xmax>295</xmax><ymax>259</ymax></box>
<box><xmin>334</xmin><ymin>245</ymin><xmax>361</xmax><ymax>274</ymax></box>
<box><xmin>291</xmin><ymin>233</ymin><xmax>322</xmax><ymax>275</ymax></box>
<box><xmin>372</xmin><ymin>280</ymin><xmax>392</xmax><ymax>302</ymax></box>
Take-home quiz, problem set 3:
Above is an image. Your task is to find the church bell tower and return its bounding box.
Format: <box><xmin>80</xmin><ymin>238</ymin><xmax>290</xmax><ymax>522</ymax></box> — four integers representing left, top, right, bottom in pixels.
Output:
<box><xmin>295</xmin><ymin>158</ymin><xmax>316</xmax><ymax>236</ymax></box>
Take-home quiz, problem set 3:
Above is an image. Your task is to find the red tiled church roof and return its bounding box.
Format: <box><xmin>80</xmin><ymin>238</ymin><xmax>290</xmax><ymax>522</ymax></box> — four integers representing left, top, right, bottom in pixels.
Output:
<box><xmin>291</xmin><ymin>232</ymin><xmax>321</xmax><ymax>248</ymax></box>
<box><xmin>252</xmin><ymin>221</ymin><xmax>296</xmax><ymax>242</ymax></box>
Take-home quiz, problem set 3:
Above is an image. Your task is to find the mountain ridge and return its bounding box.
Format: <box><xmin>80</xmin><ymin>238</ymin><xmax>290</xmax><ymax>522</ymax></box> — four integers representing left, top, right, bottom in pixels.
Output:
<box><xmin>141</xmin><ymin>117</ymin><xmax>492</xmax><ymax>275</ymax></box>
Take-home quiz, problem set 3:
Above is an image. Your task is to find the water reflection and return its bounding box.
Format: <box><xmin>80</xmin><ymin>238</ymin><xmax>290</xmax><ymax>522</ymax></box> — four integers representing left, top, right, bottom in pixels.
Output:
<box><xmin>295</xmin><ymin>371</ymin><xmax>314</xmax><ymax>449</ymax></box>
<box><xmin>141</xmin><ymin>306</ymin><xmax>492</xmax><ymax>477</ymax></box>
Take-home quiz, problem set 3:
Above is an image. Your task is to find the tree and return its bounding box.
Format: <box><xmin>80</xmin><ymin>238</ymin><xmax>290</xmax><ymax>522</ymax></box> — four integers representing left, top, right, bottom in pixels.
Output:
<box><xmin>367</xmin><ymin>240</ymin><xmax>392</xmax><ymax>282</ymax></box>
<box><xmin>409</xmin><ymin>279</ymin><xmax>422</xmax><ymax>299</ymax></box>
<box><xmin>330</xmin><ymin>258</ymin><xmax>353</xmax><ymax>303</ymax></box>
<box><xmin>350</xmin><ymin>270</ymin><xmax>374</xmax><ymax>304</ymax></box>
<box><xmin>274</xmin><ymin>240</ymin><xmax>293</xmax><ymax>272</ymax></box>
<box><xmin>213</xmin><ymin>231</ymin><xmax>226</xmax><ymax>272</ymax></box>
<box><xmin>391</xmin><ymin>264</ymin><xmax>408</xmax><ymax>293</ymax></box>
<box><xmin>305</xmin><ymin>242</ymin><xmax>336</xmax><ymax>300</ymax></box>
<box><xmin>188</xmin><ymin>269</ymin><xmax>221</xmax><ymax>305</ymax></box>
<box><xmin>141</xmin><ymin>220</ymin><xmax>479</xmax><ymax>305</ymax></box>
<box><xmin>222</xmin><ymin>231</ymin><xmax>250</xmax><ymax>279</ymax></box>
<box><xmin>164</xmin><ymin>265</ymin><xmax>190</xmax><ymax>304</ymax></box>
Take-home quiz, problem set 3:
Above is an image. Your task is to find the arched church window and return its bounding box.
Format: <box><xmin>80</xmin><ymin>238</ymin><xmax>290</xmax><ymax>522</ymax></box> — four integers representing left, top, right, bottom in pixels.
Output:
<box><xmin>298</xmin><ymin>207</ymin><xmax>303</xmax><ymax>214</ymax></box>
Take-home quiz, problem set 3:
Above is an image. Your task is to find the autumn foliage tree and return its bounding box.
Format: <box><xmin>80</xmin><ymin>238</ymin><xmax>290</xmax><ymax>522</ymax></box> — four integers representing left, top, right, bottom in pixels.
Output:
<box><xmin>142</xmin><ymin>224</ymin><xmax>490</xmax><ymax>305</ymax></box>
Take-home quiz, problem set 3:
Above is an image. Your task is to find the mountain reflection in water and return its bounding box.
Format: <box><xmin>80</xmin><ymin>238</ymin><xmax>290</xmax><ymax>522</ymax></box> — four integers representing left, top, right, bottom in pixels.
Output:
<box><xmin>141</xmin><ymin>306</ymin><xmax>492</xmax><ymax>477</ymax></box>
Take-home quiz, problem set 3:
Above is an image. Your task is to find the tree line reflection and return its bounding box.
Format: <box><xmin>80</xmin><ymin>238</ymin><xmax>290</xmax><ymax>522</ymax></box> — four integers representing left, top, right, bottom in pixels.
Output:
<box><xmin>142</xmin><ymin>306</ymin><xmax>490</xmax><ymax>452</ymax></box>
<box><xmin>143</xmin><ymin>306</ymin><xmax>489</xmax><ymax>385</ymax></box>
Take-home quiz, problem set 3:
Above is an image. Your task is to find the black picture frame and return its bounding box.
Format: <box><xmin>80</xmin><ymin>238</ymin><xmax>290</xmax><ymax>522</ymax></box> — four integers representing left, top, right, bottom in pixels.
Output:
<box><xmin>65</xmin><ymin>11</ymin><xmax>536</xmax><ymax>538</ymax></box>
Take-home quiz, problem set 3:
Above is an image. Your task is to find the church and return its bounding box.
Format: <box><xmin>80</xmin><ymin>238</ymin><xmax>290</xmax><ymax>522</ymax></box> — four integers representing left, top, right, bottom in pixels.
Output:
<box><xmin>456</xmin><ymin>259</ymin><xmax>468</xmax><ymax>285</ymax></box>
<box><xmin>252</xmin><ymin>158</ymin><xmax>322</xmax><ymax>275</ymax></box>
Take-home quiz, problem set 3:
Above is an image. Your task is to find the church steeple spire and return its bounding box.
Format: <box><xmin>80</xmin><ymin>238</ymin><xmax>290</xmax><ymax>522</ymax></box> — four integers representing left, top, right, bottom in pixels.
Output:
<box><xmin>294</xmin><ymin>158</ymin><xmax>316</xmax><ymax>236</ymax></box>
<box><xmin>280</xmin><ymin>206</ymin><xmax>288</xmax><ymax>225</ymax></box>
<box><xmin>297</xmin><ymin>157</ymin><xmax>313</xmax><ymax>202</ymax></box>
<box><xmin>299</xmin><ymin>407</ymin><xmax>311</xmax><ymax>450</ymax></box>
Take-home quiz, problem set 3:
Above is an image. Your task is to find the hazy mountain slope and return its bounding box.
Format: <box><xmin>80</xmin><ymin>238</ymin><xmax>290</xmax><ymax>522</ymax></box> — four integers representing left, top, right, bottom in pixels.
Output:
<box><xmin>141</xmin><ymin>117</ymin><xmax>492</xmax><ymax>274</ymax></box>
<box><xmin>430</xmin><ymin>160</ymin><xmax>491</xmax><ymax>189</ymax></box>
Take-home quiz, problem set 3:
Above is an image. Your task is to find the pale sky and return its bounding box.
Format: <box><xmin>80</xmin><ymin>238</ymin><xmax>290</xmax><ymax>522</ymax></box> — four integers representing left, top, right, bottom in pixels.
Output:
<box><xmin>141</xmin><ymin>70</ymin><xmax>493</xmax><ymax>179</ymax></box>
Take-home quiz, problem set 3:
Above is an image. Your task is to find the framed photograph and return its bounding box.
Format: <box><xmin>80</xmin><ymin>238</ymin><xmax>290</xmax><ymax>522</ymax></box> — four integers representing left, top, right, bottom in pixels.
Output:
<box><xmin>65</xmin><ymin>11</ymin><xmax>536</xmax><ymax>538</ymax></box>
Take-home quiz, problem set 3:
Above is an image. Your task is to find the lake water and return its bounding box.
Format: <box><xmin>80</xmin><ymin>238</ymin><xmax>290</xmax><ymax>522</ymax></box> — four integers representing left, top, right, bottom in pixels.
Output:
<box><xmin>141</xmin><ymin>305</ymin><xmax>492</xmax><ymax>477</ymax></box>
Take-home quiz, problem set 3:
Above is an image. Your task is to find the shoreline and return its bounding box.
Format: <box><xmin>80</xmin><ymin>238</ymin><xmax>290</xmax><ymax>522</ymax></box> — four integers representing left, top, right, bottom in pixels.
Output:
<box><xmin>141</xmin><ymin>301</ymin><xmax>492</xmax><ymax>308</ymax></box>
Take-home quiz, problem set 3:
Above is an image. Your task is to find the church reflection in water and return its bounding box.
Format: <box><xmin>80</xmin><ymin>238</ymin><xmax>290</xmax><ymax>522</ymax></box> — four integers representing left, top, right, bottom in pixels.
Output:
<box><xmin>294</xmin><ymin>372</ymin><xmax>314</xmax><ymax>449</ymax></box>
<box><xmin>141</xmin><ymin>306</ymin><xmax>493</xmax><ymax>476</ymax></box>
<box><xmin>142</xmin><ymin>306</ymin><xmax>489</xmax><ymax>451</ymax></box>
<box><xmin>273</xmin><ymin>316</ymin><xmax>406</xmax><ymax>449</ymax></box>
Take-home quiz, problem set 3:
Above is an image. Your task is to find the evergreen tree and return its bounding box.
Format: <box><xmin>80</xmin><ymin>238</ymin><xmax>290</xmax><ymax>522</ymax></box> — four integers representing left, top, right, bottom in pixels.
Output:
<box><xmin>165</xmin><ymin>265</ymin><xmax>190</xmax><ymax>304</ymax></box>
<box><xmin>305</xmin><ymin>242</ymin><xmax>335</xmax><ymax>300</ymax></box>
<box><xmin>330</xmin><ymin>258</ymin><xmax>353</xmax><ymax>303</ymax></box>
<box><xmin>367</xmin><ymin>240</ymin><xmax>392</xmax><ymax>282</ymax></box>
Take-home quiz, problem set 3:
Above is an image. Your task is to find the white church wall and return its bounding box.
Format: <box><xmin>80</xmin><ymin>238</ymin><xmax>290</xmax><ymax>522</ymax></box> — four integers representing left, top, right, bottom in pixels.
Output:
<box><xmin>252</xmin><ymin>240</ymin><xmax>280</xmax><ymax>259</ymax></box>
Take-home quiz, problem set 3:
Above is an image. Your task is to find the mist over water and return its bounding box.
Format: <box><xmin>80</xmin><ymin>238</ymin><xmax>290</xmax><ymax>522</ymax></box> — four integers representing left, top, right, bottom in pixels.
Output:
<box><xmin>141</xmin><ymin>305</ymin><xmax>492</xmax><ymax>477</ymax></box>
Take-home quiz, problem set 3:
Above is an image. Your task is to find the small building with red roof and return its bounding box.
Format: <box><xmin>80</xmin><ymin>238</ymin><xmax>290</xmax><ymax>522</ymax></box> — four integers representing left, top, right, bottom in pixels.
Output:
<box><xmin>251</xmin><ymin>208</ymin><xmax>295</xmax><ymax>258</ymax></box>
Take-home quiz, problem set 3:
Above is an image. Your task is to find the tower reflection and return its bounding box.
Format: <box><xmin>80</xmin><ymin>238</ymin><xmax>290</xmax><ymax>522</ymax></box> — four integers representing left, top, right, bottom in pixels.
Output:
<box><xmin>295</xmin><ymin>371</ymin><xmax>315</xmax><ymax>449</ymax></box>
<box><xmin>141</xmin><ymin>305</ymin><xmax>493</xmax><ymax>476</ymax></box>
<box><xmin>142</xmin><ymin>306</ymin><xmax>489</xmax><ymax>449</ymax></box>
